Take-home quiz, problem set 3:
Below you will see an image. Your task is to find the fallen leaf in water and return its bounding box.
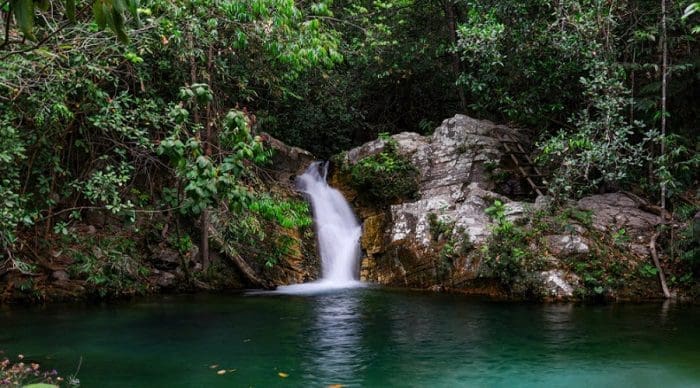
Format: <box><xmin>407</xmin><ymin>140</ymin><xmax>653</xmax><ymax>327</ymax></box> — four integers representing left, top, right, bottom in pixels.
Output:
<box><xmin>209</xmin><ymin>364</ymin><xmax>219</xmax><ymax>369</ymax></box>
<box><xmin>278</xmin><ymin>372</ymin><xmax>289</xmax><ymax>378</ymax></box>
<box><xmin>217</xmin><ymin>370</ymin><xmax>226</xmax><ymax>375</ymax></box>
<box><xmin>328</xmin><ymin>385</ymin><xmax>343</xmax><ymax>388</ymax></box>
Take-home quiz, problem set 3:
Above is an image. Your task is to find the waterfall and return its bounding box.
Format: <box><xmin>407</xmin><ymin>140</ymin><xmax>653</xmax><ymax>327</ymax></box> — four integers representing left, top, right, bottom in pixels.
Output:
<box><xmin>274</xmin><ymin>161</ymin><xmax>363</xmax><ymax>294</ymax></box>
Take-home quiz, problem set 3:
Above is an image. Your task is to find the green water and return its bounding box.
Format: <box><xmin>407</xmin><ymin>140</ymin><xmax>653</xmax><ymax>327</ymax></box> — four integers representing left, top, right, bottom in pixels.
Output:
<box><xmin>1</xmin><ymin>287</ymin><xmax>699</xmax><ymax>387</ymax></box>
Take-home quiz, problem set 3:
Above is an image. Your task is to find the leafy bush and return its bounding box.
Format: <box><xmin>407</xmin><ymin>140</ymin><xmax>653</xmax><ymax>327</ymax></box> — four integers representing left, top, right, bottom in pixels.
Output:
<box><xmin>349</xmin><ymin>136</ymin><xmax>419</xmax><ymax>202</ymax></box>
<box><xmin>218</xmin><ymin>195</ymin><xmax>313</xmax><ymax>269</ymax></box>
<box><xmin>673</xmin><ymin>206</ymin><xmax>700</xmax><ymax>275</ymax></box>
<box><xmin>68</xmin><ymin>236</ymin><xmax>150</xmax><ymax>297</ymax></box>
<box><xmin>482</xmin><ymin>200</ymin><xmax>544</xmax><ymax>294</ymax></box>
<box><xmin>426</xmin><ymin>212</ymin><xmax>474</xmax><ymax>282</ymax></box>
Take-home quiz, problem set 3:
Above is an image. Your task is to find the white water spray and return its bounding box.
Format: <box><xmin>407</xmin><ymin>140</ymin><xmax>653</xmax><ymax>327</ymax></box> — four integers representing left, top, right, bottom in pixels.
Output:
<box><xmin>274</xmin><ymin>161</ymin><xmax>363</xmax><ymax>294</ymax></box>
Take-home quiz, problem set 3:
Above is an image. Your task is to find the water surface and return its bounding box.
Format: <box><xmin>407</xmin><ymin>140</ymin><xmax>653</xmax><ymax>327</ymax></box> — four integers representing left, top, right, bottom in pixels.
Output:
<box><xmin>1</xmin><ymin>288</ymin><xmax>699</xmax><ymax>387</ymax></box>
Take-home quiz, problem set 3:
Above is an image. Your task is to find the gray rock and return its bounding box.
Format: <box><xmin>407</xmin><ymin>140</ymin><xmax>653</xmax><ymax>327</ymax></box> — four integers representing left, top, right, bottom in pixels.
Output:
<box><xmin>152</xmin><ymin>247</ymin><xmax>180</xmax><ymax>270</ymax></box>
<box><xmin>333</xmin><ymin>114</ymin><xmax>665</xmax><ymax>295</ymax></box>
<box><xmin>339</xmin><ymin>114</ymin><xmax>531</xmax><ymax>285</ymax></box>
<box><xmin>52</xmin><ymin>270</ymin><xmax>70</xmax><ymax>282</ymax></box>
<box><xmin>545</xmin><ymin>235</ymin><xmax>590</xmax><ymax>257</ymax></box>
<box><xmin>541</xmin><ymin>269</ymin><xmax>579</xmax><ymax>299</ymax></box>
<box><xmin>578</xmin><ymin>193</ymin><xmax>659</xmax><ymax>238</ymax></box>
<box><xmin>534</xmin><ymin>195</ymin><xmax>553</xmax><ymax>210</ymax></box>
<box><xmin>263</xmin><ymin>132</ymin><xmax>315</xmax><ymax>183</ymax></box>
<box><xmin>156</xmin><ymin>271</ymin><xmax>176</xmax><ymax>288</ymax></box>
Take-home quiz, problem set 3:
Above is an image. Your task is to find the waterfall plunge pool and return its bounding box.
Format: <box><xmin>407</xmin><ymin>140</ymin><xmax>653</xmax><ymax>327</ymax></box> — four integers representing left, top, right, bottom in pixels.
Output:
<box><xmin>2</xmin><ymin>289</ymin><xmax>699</xmax><ymax>387</ymax></box>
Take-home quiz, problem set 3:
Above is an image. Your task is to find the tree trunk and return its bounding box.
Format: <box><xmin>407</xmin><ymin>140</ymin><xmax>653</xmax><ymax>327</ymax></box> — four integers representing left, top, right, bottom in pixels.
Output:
<box><xmin>444</xmin><ymin>0</ymin><xmax>466</xmax><ymax>111</ymax></box>
<box><xmin>660</xmin><ymin>0</ymin><xmax>668</xmax><ymax>210</ymax></box>
<box><xmin>649</xmin><ymin>229</ymin><xmax>671</xmax><ymax>298</ymax></box>
<box><xmin>208</xmin><ymin>221</ymin><xmax>272</xmax><ymax>289</ymax></box>
<box><xmin>200</xmin><ymin>210</ymin><xmax>210</xmax><ymax>270</ymax></box>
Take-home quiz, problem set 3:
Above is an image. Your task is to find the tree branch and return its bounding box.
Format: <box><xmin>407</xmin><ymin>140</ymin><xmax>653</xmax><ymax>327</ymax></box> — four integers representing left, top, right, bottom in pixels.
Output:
<box><xmin>0</xmin><ymin>3</ymin><xmax>11</xmax><ymax>50</ymax></box>
<box><xmin>649</xmin><ymin>229</ymin><xmax>671</xmax><ymax>298</ymax></box>
<box><xmin>0</xmin><ymin>3</ymin><xmax>91</xmax><ymax>60</ymax></box>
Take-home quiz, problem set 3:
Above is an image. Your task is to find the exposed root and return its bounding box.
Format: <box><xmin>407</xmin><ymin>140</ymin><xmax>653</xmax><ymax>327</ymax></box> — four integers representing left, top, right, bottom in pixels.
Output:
<box><xmin>649</xmin><ymin>230</ymin><xmax>671</xmax><ymax>298</ymax></box>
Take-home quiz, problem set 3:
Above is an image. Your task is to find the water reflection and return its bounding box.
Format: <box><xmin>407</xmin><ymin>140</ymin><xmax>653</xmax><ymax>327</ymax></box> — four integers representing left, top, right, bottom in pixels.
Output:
<box><xmin>541</xmin><ymin>304</ymin><xmax>575</xmax><ymax>348</ymax></box>
<box><xmin>301</xmin><ymin>290</ymin><xmax>366</xmax><ymax>386</ymax></box>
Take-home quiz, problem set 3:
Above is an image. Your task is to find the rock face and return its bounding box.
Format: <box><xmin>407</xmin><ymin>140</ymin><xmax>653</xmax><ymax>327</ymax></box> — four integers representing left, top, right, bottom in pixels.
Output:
<box><xmin>577</xmin><ymin>193</ymin><xmax>660</xmax><ymax>257</ymax></box>
<box><xmin>333</xmin><ymin>115</ymin><xmax>530</xmax><ymax>290</ymax></box>
<box><xmin>263</xmin><ymin>132</ymin><xmax>316</xmax><ymax>185</ymax></box>
<box><xmin>331</xmin><ymin>114</ymin><xmax>667</xmax><ymax>300</ymax></box>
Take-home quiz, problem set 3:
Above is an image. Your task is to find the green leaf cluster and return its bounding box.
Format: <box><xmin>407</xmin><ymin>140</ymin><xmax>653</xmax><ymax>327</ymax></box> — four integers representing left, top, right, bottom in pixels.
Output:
<box><xmin>348</xmin><ymin>136</ymin><xmax>419</xmax><ymax>202</ymax></box>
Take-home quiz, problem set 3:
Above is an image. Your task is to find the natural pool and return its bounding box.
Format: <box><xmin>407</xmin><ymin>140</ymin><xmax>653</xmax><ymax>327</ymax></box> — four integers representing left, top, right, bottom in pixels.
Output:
<box><xmin>1</xmin><ymin>287</ymin><xmax>699</xmax><ymax>387</ymax></box>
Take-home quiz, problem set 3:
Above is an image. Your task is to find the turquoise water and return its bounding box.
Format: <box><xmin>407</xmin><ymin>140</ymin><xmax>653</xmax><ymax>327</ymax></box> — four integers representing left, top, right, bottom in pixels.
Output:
<box><xmin>1</xmin><ymin>288</ymin><xmax>699</xmax><ymax>387</ymax></box>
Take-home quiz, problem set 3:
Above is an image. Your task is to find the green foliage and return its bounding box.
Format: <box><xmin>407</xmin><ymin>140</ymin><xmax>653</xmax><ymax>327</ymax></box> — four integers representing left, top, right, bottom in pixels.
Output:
<box><xmin>0</xmin><ymin>115</ymin><xmax>29</xmax><ymax>257</ymax></box>
<box><xmin>426</xmin><ymin>212</ymin><xmax>473</xmax><ymax>282</ymax></box>
<box><xmin>157</xmin><ymin>107</ymin><xmax>270</xmax><ymax>215</ymax></box>
<box><xmin>427</xmin><ymin>213</ymin><xmax>452</xmax><ymax>242</ymax></box>
<box><xmin>612</xmin><ymin>228</ymin><xmax>630</xmax><ymax>247</ymax></box>
<box><xmin>638</xmin><ymin>263</ymin><xmax>659</xmax><ymax>278</ymax></box>
<box><xmin>79</xmin><ymin>162</ymin><xmax>135</xmax><ymax>214</ymax></box>
<box><xmin>219</xmin><ymin>195</ymin><xmax>312</xmax><ymax>268</ymax></box>
<box><xmin>249</xmin><ymin>197</ymin><xmax>312</xmax><ymax>229</ymax></box>
<box><xmin>348</xmin><ymin>136</ymin><xmax>419</xmax><ymax>202</ymax></box>
<box><xmin>68</xmin><ymin>236</ymin><xmax>150</xmax><ymax>297</ymax></box>
<box><xmin>568</xmin><ymin>253</ymin><xmax>628</xmax><ymax>299</ymax></box>
<box><xmin>3</xmin><ymin>0</ymin><xmax>137</xmax><ymax>43</ymax></box>
<box><xmin>673</xmin><ymin>207</ymin><xmax>700</xmax><ymax>274</ymax></box>
<box><xmin>482</xmin><ymin>200</ymin><xmax>544</xmax><ymax>294</ymax></box>
<box><xmin>170</xmin><ymin>234</ymin><xmax>194</xmax><ymax>256</ymax></box>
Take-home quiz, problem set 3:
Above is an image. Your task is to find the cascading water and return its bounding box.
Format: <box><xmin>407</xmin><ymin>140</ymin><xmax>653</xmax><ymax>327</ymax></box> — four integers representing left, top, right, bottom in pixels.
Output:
<box><xmin>274</xmin><ymin>161</ymin><xmax>363</xmax><ymax>293</ymax></box>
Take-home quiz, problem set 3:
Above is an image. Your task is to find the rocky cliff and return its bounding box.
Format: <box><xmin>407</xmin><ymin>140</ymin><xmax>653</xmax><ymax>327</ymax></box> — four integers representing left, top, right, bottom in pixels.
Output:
<box><xmin>330</xmin><ymin>115</ymin><xmax>692</xmax><ymax>301</ymax></box>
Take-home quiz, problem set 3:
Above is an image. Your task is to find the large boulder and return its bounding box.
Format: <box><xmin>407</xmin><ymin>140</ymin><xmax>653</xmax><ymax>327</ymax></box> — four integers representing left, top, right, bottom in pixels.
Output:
<box><xmin>262</xmin><ymin>132</ymin><xmax>315</xmax><ymax>185</ymax></box>
<box><xmin>330</xmin><ymin>114</ymin><xmax>668</xmax><ymax>300</ymax></box>
<box><xmin>333</xmin><ymin>115</ymin><xmax>528</xmax><ymax>289</ymax></box>
<box><xmin>577</xmin><ymin>192</ymin><xmax>660</xmax><ymax>257</ymax></box>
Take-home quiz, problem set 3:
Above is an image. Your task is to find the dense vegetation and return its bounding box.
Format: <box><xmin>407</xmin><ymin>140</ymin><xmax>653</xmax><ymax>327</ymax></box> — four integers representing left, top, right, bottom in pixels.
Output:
<box><xmin>0</xmin><ymin>0</ymin><xmax>697</xmax><ymax>299</ymax></box>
